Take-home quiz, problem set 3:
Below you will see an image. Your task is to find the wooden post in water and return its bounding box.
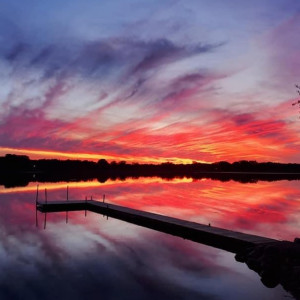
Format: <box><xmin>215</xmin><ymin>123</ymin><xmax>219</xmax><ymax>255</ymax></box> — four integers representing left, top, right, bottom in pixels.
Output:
<box><xmin>43</xmin><ymin>212</ymin><xmax>47</xmax><ymax>230</ymax></box>
<box><xmin>85</xmin><ymin>196</ymin><xmax>87</xmax><ymax>217</ymax></box>
<box><xmin>45</xmin><ymin>188</ymin><xmax>47</xmax><ymax>204</ymax></box>
<box><xmin>67</xmin><ymin>186</ymin><xmax>69</xmax><ymax>201</ymax></box>
<box><xmin>35</xmin><ymin>185</ymin><xmax>39</xmax><ymax>227</ymax></box>
<box><xmin>35</xmin><ymin>184</ymin><xmax>39</xmax><ymax>205</ymax></box>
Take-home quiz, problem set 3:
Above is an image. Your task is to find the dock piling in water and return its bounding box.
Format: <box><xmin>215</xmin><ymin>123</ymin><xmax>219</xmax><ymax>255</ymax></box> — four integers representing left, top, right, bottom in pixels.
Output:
<box><xmin>45</xmin><ymin>188</ymin><xmax>47</xmax><ymax>204</ymax></box>
<box><xmin>35</xmin><ymin>184</ymin><xmax>39</xmax><ymax>205</ymax></box>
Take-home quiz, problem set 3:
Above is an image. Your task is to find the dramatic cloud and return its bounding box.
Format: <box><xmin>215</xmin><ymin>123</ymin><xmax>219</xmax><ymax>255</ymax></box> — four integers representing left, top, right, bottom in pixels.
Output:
<box><xmin>0</xmin><ymin>0</ymin><xmax>300</xmax><ymax>163</ymax></box>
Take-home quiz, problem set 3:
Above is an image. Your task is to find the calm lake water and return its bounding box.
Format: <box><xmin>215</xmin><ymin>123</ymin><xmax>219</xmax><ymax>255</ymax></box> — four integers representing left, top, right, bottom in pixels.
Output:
<box><xmin>1</xmin><ymin>177</ymin><xmax>299</xmax><ymax>299</ymax></box>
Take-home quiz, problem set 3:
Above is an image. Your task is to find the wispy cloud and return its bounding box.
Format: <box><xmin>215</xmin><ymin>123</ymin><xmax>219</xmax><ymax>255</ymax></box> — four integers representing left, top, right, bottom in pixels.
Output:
<box><xmin>0</xmin><ymin>1</ymin><xmax>300</xmax><ymax>162</ymax></box>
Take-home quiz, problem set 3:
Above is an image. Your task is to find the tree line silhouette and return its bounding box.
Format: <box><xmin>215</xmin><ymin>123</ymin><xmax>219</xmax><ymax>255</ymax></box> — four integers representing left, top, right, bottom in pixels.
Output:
<box><xmin>1</xmin><ymin>154</ymin><xmax>300</xmax><ymax>188</ymax></box>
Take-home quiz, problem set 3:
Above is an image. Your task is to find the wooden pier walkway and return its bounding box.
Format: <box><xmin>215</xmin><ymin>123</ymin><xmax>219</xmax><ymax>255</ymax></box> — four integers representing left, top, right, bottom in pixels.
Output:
<box><xmin>36</xmin><ymin>200</ymin><xmax>278</xmax><ymax>253</ymax></box>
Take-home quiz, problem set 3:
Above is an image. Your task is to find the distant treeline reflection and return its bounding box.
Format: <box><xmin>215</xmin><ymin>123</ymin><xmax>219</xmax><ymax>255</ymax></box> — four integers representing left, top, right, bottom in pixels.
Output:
<box><xmin>2</xmin><ymin>154</ymin><xmax>300</xmax><ymax>188</ymax></box>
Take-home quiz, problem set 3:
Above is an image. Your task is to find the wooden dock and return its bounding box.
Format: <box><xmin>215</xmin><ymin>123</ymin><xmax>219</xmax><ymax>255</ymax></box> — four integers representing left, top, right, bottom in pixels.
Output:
<box><xmin>36</xmin><ymin>200</ymin><xmax>278</xmax><ymax>253</ymax></box>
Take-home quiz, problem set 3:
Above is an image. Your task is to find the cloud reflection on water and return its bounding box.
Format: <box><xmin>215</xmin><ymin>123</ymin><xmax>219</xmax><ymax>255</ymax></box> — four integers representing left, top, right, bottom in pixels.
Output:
<box><xmin>0</xmin><ymin>211</ymin><xmax>286</xmax><ymax>300</ymax></box>
<box><xmin>0</xmin><ymin>178</ymin><xmax>295</xmax><ymax>299</ymax></box>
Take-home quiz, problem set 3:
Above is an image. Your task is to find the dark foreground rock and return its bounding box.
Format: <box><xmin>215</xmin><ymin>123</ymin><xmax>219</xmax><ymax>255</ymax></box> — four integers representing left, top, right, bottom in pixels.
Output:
<box><xmin>235</xmin><ymin>239</ymin><xmax>300</xmax><ymax>299</ymax></box>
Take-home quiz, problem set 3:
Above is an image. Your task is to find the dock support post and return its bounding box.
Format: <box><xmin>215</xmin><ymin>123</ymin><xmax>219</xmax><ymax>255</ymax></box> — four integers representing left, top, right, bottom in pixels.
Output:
<box><xmin>85</xmin><ymin>196</ymin><xmax>87</xmax><ymax>217</ymax></box>
<box><xmin>35</xmin><ymin>185</ymin><xmax>39</xmax><ymax>228</ymax></box>
<box><xmin>35</xmin><ymin>184</ymin><xmax>39</xmax><ymax>205</ymax></box>
<box><xmin>45</xmin><ymin>188</ymin><xmax>47</xmax><ymax>204</ymax></box>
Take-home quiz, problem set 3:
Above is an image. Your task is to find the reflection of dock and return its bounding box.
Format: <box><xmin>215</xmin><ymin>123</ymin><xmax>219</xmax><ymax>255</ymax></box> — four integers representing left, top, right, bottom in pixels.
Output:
<box><xmin>36</xmin><ymin>200</ymin><xmax>277</xmax><ymax>253</ymax></box>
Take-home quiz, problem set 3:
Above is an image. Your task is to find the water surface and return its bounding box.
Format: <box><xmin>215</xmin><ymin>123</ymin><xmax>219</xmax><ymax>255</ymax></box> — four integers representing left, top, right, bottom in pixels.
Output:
<box><xmin>1</xmin><ymin>177</ymin><xmax>298</xmax><ymax>299</ymax></box>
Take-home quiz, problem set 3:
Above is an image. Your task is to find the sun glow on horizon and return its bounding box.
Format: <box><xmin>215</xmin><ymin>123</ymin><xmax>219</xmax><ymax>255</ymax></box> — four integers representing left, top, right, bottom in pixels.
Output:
<box><xmin>0</xmin><ymin>147</ymin><xmax>210</xmax><ymax>164</ymax></box>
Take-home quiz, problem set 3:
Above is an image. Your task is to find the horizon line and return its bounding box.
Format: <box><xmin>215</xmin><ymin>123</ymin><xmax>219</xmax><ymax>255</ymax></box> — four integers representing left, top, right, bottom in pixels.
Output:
<box><xmin>0</xmin><ymin>146</ymin><xmax>210</xmax><ymax>165</ymax></box>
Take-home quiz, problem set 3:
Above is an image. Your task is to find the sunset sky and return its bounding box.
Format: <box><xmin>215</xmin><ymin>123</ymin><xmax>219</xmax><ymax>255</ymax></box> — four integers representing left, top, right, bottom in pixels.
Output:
<box><xmin>1</xmin><ymin>0</ymin><xmax>300</xmax><ymax>163</ymax></box>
